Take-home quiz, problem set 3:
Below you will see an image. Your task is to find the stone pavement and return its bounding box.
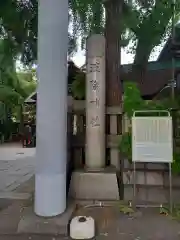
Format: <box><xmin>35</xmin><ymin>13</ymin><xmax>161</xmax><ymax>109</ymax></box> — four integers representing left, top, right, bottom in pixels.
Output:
<box><xmin>74</xmin><ymin>205</ymin><xmax>180</xmax><ymax>240</ymax></box>
<box><xmin>0</xmin><ymin>144</ymin><xmax>180</xmax><ymax>239</ymax></box>
<box><xmin>0</xmin><ymin>145</ymin><xmax>35</xmax><ymax>198</ymax></box>
<box><xmin>0</xmin><ymin>203</ymin><xmax>180</xmax><ymax>240</ymax></box>
<box><xmin>0</xmin><ymin>234</ymin><xmax>69</xmax><ymax>240</ymax></box>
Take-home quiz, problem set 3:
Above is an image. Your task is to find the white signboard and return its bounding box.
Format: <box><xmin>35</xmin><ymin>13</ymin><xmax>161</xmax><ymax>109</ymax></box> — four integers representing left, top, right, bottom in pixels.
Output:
<box><xmin>132</xmin><ymin>116</ymin><xmax>173</xmax><ymax>163</ymax></box>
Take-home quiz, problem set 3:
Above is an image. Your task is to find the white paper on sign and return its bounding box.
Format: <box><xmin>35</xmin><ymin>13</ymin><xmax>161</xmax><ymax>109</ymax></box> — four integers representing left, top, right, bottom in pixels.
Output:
<box><xmin>132</xmin><ymin>116</ymin><xmax>173</xmax><ymax>163</ymax></box>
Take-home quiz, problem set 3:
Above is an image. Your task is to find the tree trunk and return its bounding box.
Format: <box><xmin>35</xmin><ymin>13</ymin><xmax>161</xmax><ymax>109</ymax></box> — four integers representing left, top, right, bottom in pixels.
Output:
<box><xmin>133</xmin><ymin>38</ymin><xmax>153</xmax><ymax>82</ymax></box>
<box><xmin>134</xmin><ymin>39</ymin><xmax>152</xmax><ymax>67</ymax></box>
<box><xmin>104</xmin><ymin>0</ymin><xmax>124</xmax><ymax>200</ymax></box>
<box><xmin>105</xmin><ymin>0</ymin><xmax>122</xmax><ymax>106</ymax></box>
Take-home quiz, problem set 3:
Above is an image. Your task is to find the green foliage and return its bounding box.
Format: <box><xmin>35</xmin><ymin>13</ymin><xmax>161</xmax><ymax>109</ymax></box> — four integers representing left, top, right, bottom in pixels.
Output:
<box><xmin>119</xmin><ymin>131</ymin><xmax>132</xmax><ymax>160</ymax></box>
<box><xmin>70</xmin><ymin>0</ymin><xmax>180</xmax><ymax>66</ymax></box>
<box><xmin>71</xmin><ymin>71</ymin><xmax>85</xmax><ymax>100</ymax></box>
<box><xmin>17</xmin><ymin>71</ymin><xmax>37</xmax><ymax>98</ymax></box>
<box><xmin>130</xmin><ymin>0</ymin><xmax>178</xmax><ymax>64</ymax></box>
<box><xmin>0</xmin><ymin>84</ymin><xmax>22</xmax><ymax>105</ymax></box>
<box><xmin>0</xmin><ymin>39</ymin><xmax>36</xmax><ymax>124</ymax></box>
<box><xmin>118</xmin><ymin>202</ymin><xmax>134</xmax><ymax>215</ymax></box>
<box><xmin>123</xmin><ymin>82</ymin><xmax>145</xmax><ymax>118</ymax></box>
<box><xmin>0</xmin><ymin>0</ymin><xmax>179</xmax><ymax>68</ymax></box>
<box><xmin>69</xmin><ymin>0</ymin><xmax>105</xmax><ymax>48</ymax></box>
<box><xmin>123</xmin><ymin>82</ymin><xmax>176</xmax><ymax>119</ymax></box>
<box><xmin>172</xmin><ymin>151</ymin><xmax>180</xmax><ymax>175</ymax></box>
<box><xmin>119</xmin><ymin>82</ymin><xmax>180</xmax><ymax>174</ymax></box>
<box><xmin>0</xmin><ymin>0</ymin><xmax>38</xmax><ymax>64</ymax></box>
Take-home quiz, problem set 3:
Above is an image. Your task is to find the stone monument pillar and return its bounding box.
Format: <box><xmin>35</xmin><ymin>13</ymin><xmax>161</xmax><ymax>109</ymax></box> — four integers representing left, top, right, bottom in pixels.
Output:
<box><xmin>35</xmin><ymin>0</ymin><xmax>68</xmax><ymax>217</ymax></box>
<box><xmin>69</xmin><ymin>34</ymin><xmax>119</xmax><ymax>201</ymax></box>
<box><xmin>86</xmin><ymin>35</ymin><xmax>106</xmax><ymax>169</ymax></box>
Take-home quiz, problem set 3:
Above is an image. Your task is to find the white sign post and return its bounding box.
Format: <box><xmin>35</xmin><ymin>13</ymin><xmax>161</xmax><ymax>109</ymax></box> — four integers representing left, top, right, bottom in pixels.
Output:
<box><xmin>132</xmin><ymin>110</ymin><xmax>173</xmax><ymax>212</ymax></box>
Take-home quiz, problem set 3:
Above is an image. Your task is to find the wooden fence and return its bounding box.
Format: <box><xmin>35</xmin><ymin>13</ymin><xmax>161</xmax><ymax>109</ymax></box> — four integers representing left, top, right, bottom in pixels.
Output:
<box><xmin>68</xmin><ymin>97</ymin><xmax>123</xmax><ymax>169</ymax></box>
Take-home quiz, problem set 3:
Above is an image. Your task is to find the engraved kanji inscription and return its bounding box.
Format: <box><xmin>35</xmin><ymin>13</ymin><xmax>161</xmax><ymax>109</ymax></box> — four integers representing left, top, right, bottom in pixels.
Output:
<box><xmin>90</xmin><ymin>116</ymin><xmax>100</xmax><ymax>127</ymax></box>
<box><xmin>90</xmin><ymin>98</ymin><xmax>100</xmax><ymax>106</ymax></box>
<box><xmin>90</xmin><ymin>80</ymin><xmax>99</xmax><ymax>91</ymax></box>
<box><xmin>88</xmin><ymin>60</ymin><xmax>101</xmax><ymax>73</ymax></box>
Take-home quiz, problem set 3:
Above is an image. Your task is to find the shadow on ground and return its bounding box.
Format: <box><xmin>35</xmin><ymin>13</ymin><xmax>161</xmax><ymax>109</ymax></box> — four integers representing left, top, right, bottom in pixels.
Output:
<box><xmin>0</xmin><ymin>199</ymin><xmax>14</xmax><ymax>211</ymax></box>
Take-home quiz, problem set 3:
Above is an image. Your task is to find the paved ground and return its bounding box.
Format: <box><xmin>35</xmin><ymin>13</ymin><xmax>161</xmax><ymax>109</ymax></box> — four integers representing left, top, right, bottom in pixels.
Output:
<box><xmin>0</xmin><ymin>234</ymin><xmax>68</xmax><ymax>240</ymax></box>
<box><xmin>0</xmin><ymin>205</ymin><xmax>180</xmax><ymax>240</ymax></box>
<box><xmin>0</xmin><ymin>144</ymin><xmax>180</xmax><ymax>239</ymax></box>
<box><xmin>0</xmin><ymin>144</ymin><xmax>35</xmax><ymax>196</ymax></box>
<box><xmin>74</xmin><ymin>205</ymin><xmax>180</xmax><ymax>240</ymax></box>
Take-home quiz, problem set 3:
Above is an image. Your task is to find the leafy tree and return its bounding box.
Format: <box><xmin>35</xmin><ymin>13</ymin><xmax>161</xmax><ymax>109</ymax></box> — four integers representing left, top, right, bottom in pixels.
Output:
<box><xmin>0</xmin><ymin>0</ymin><xmax>38</xmax><ymax>64</ymax></box>
<box><xmin>0</xmin><ymin>38</ymin><xmax>36</xmax><ymax>141</ymax></box>
<box><xmin>70</xmin><ymin>0</ymin><xmax>180</xmax><ymax>67</ymax></box>
<box><xmin>1</xmin><ymin>0</ymin><xmax>179</xmax><ymax>71</ymax></box>
<box><xmin>0</xmin><ymin>39</ymin><xmax>22</xmax><ymax>106</ymax></box>
<box><xmin>129</xmin><ymin>1</ymin><xmax>179</xmax><ymax>69</ymax></box>
<box><xmin>0</xmin><ymin>39</ymin><xmax>36</xmax><ymax>123</ymax></box>
<box><xmin>0</xmin><ymin>0</ymin><xmax>78</xmax><ymax>64</ymax></box>
<box><xmin>17</xmin><ymin>71</ymin><xmax>37</xmax><ymax>98</ymax></box>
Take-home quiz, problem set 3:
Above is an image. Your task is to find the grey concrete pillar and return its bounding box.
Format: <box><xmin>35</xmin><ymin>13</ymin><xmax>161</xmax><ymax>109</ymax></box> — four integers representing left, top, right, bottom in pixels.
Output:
<box><xmin>86</xmin><ymin>35</ymin><xmax>106</xmax><ymax>169</ymax></box>
<box><xmin>35</xmin><ymin>0</ymin><xmax>68</xmax><ymax>217</ymax></box>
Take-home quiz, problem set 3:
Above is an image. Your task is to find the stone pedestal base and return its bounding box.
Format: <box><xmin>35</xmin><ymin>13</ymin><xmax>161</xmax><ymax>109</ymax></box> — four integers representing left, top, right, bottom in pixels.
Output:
<box><xmin>18</xmin><ymin>202</ymin><xmax>75</xmax><ymax>235</ymax></box>
<box><xmin>69</xmin><ymin>168</ymin><xmax>119</xmax><ymax>200</ymax></box>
